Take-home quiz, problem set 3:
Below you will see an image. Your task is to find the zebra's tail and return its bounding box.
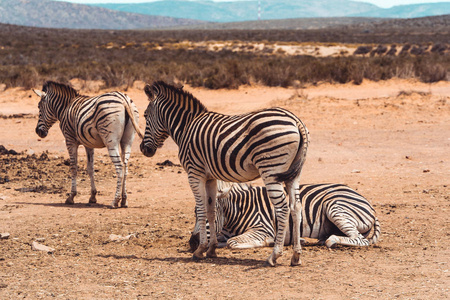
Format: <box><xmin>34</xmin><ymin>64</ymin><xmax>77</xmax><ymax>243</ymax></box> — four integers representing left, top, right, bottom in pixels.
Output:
<box><xmin>122</xmin><ymin>95</ymin><xmax>144</xmax><ymax>139</ymax></box>
<box><xmin>274</xmin><ymin>119</ymin><xmax>310</xmax><ymax>183</ymax></box>
<box><xmin>367</xmin><ymin>218</ymin><xmax>381</xmax><ymax>245</ymax></box>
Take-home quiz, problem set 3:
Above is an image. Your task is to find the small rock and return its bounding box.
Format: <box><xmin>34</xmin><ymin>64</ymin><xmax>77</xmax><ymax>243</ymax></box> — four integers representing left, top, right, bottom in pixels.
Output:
<box><xmin>27</xmin><ymin>149</ymin><xmax>35</xmax><ymax>156</ymax></box>
<box><xmin>423</xmin><ymin>169</ymin><xmax>430</xmax><ymax>173</ymax></box>
<box><xmin>351</xmin><ymin>169</ymin><xmax>361</xmax><ymax>173</ymax></box>
<box><xmin>0</xmin><ymin>233</ymin><xmax>10</xmax><ymax>239</ymax></box>
<box><xmin>32</xmin><ymin>241</ymin><xmax>55</xmax><ymax>253</ymax></box>
<box><xmin>35</xmin><ymin>237</ymin><xmax>46</xmax><ymax>242</ymax></box>
<box><xmin>109</xmin><ymin>234</ymin><xmax>135</xmax><ymax>242</ymax></box>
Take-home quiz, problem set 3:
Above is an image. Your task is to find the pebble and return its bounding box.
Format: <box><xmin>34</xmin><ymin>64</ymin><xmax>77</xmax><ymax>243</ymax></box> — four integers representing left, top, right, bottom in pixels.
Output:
<box><xmin>0</xmin><ymin>233</ymin><xmax>10</xmax><ymax>240</ymax></box>
<box><xmin>109</xmin><ymin>234</ymin><xmax>135</xmax><ymax>242</ymax></box>
<box><xmin>32</xmin><ymin>241</ymin><xmax>55</xmax><ymax>253</ymax></box>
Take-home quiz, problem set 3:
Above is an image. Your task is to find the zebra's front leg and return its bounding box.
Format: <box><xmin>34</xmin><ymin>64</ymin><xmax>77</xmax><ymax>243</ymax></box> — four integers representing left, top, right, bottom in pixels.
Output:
<box><xmin>205</xmin><ymin>179</ymin><xmax>218</xmax><ymax>258</ymax></box>
<box><xmin>65</xmin><ymin>143</ymin><xmax>79</xmax><ymax>205</ymax></box>
<box><xmin>108</xmin><ymin>146</ymin><xmax>124</xmax><ymax>209</ymax></box>
<box><xmin>190</xmin><ymin>177</ymin><xmax>209</xmax><ymax>260</ymax></box>
<box><xmin>263</xmin><ymin>181</ymin><xmax>290</xmax><ymax>267</ymax></box>
<box><xmin>85</xmin><ymin>147</ymin><xmax>97</xmax><ymax>204</ymax></box>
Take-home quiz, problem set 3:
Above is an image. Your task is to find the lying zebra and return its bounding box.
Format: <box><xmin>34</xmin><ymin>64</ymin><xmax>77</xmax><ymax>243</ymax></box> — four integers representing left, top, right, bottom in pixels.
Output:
<box><xmin>190</xmin><ymin>182</ymin><xmax>380</xmax><ymax>250</ymax></box>
<box><xmin>33</xmin><ymin>81</ymin><xmax>143</xmax><ymax>208</ymax></box>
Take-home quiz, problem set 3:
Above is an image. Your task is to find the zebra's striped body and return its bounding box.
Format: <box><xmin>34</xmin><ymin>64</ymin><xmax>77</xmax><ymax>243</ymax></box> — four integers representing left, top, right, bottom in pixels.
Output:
<box><xmin>140</xmin><ymin>81</ymin><xmax>309</xmax><ymax>266</ymax></box>
<box><xmin>190</xmin><ymin>182</ymin><xmax>380</xmax><ymax>250</ymax></box>
<box><xmin>34</xmin><ymin>81</ymin><xmax>143</xmax><ymax>208</ymax></box>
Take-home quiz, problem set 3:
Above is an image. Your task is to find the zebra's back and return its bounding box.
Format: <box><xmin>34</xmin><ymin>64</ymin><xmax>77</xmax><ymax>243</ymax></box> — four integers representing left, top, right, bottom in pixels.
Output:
<box><xmin>180</xmin><ymin>107</ymin><xmax>308</xmax><ymax>183</ymax></box>
<box><xmin>63</xmin><ymin>92</ymin><xmax>137</xmax><ymax>148</ymax></box>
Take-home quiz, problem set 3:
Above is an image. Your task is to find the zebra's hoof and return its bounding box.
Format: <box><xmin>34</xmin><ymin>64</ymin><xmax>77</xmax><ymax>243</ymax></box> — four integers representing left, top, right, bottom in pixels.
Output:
<box><xmin>263</xmin><ymin>259</ymin><xmax>276</xmax><ymax>267</ymax></box>
<box><xmin>65</xmin><ymin>198</ymin><xmax>74</xmax><ymax>205</ymax></box>
<box><xmin>206</xmin><ymin>251</ymin><xmax>217</xmax><ymax>258</ymax></box>
<box><xmin>290</xmin><ymin>255</ymin><xmax>301</xmax><ymax>267</ymax></box>
<box><xmin>88</xmin><ymin>198</ymin><xmax>97</xmax><ymax>204</ymax></box>
<box><xmin>325</xmin><ymin>236</ymin><xmax>338</xmax><ymax>248</ymax></box>
<box><xmin>192</xmin><ymin>254</ymin><xmax>204</xmax><ymax>262</ymax></box>
<box><xmin>264</xmin><ymin>254</ymin><xmax>277</xmax><ymax>267</ymax></box>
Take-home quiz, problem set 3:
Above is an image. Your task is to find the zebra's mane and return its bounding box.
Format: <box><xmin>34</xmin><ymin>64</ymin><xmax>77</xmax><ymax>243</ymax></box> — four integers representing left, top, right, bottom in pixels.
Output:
<box><xmin>42</xmin><ymin>81</ymin><xmax>79</xmax><ymax>98</ymax></box>
<box><xmin>152</xmin><ymin>81</ymin><xmax>208</xmax><ymax>113</ymax></box>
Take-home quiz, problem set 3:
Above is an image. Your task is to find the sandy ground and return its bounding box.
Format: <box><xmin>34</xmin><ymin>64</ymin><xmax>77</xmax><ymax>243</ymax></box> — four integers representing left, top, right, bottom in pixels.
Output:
<box><xmin>0</xmin><ymin>79</ymin><xmax>449</xmax><ymax>299</ymax></box>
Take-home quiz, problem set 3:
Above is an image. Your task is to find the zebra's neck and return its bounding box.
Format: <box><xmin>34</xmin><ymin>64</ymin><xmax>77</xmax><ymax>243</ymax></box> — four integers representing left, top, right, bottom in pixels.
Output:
<box><xmin>48</xmin><ymin>92</ymin><xmax>74</xmax><ymax>121</ymax></box>
<box><xmin>159</xmin><ymin>87</ymin><xmax>208</xmax><ymax>146</ymax></box>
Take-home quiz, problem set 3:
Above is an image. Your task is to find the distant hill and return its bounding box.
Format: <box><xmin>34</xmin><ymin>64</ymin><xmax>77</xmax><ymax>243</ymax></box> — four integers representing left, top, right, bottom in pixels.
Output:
<box><xmin>95</xmin><ymin>0</ymin><xmax>450</xmax><ymax>23</ymax></box>
<box><xmin>224</xmin><ymin>14</ymin><xmax>450</xmax><ymax>33</ymax></box>
<box><xmin>95</xmin><ymin>0</ymin><xmax>379</xmax><ymax>23</ymax></box>
<box><xmin>352</xmin><ymin>3</ymin><xmax>450</xmax><ymax>18</ymax></box>
<box><xmin>178</xmin><ymin>17</ymin><xmax>386</xmax><ymax>30</ymax></box>
<box><xmin>0</xmin><ymin>0</ymin><xmax>205</xmax><ymax>29</ymax></box>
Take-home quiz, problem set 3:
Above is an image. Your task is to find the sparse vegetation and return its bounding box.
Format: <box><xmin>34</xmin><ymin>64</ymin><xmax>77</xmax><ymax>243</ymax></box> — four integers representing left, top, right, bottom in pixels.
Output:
<box><xmin>0</xmin><ymin>22</ymin><xmax>448</xmax><ymax>90</ymax></box>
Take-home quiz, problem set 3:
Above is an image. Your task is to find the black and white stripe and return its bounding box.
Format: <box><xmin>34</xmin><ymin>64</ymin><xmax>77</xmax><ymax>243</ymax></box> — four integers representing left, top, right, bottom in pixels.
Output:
<box><xmin>190</xmin><ymin>182</ymin><xmax>380</xmax><ymax>250</ymax></box>
<box><xmin>140</xmin><ymin>81</ymin><xmax>309</xmax><ymax>266</ymax></box>
<box><xmin>34</xmin><ymin>81</ymin><xmax>143</xmax><ymax>208</ymax></box>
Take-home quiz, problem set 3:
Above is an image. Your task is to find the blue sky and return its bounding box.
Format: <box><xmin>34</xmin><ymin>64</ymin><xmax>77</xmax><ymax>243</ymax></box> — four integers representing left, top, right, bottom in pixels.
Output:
<box><xmin>60</xmin><ymin>0</ymin><xmax>450</xmax><ymax>9</ymax></box>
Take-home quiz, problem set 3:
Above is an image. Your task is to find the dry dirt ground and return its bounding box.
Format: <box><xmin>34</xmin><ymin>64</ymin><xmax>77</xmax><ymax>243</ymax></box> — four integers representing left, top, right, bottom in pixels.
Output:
<box><xmin>0</xmin><ymin>79</ymin><xmax>449</xmax><ymax>299</ymax></box>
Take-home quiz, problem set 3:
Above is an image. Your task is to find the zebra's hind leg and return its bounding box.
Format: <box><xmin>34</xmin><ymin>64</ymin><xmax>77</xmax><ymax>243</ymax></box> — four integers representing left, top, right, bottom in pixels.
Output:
<box><xmin>119</xmin><ymin>117</ymin><xmax>136</xmax><ymax>208</ymax></box>
<box><xmin>205</xmin><ymin>179</ymin><xmax>218</xmax><ymax>258</ymax></box>
<box><xmin>325</xmin><ymin>210</ymin><xmax>371</xmax><ymax>248</ymax></box>
<box><xmin>286</xmin><ymin>178</ymin><xmax>302</xmax><ymax>266</ymax></box>
<box><xmin>85</xmin><ymin>147</ymin><xmax>97</xmax><ymax>204</ymax></box>
<box><xmin>119</xmin><ymin>142</ymin><xmax>132</xmax><ymax>208</ymax></box>
<box><xmin>107</xmin><ymin>146</ymin><xmax>124</xmax><ymax>209</ymax></box>
<box><xmin>65</xmin><ymin>142</ymin><xmax>79</xmax><ymax>205</ymax></box>
<box><xmin>263</xmin><ymin>180</ymin><xmax>289</xmax><ymax>267</ymax></box>
<box><xmin>325</xmin><ymin>234</ymin><xmax>370</xmax><ymax>248</ymax></box>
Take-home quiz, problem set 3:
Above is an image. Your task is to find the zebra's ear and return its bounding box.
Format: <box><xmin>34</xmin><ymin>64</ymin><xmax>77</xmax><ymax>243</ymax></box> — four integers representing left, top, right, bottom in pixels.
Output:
<box><xmin>32</xmin><ymin>89</ymin><xmax>46</xmax><ymax>98</ymax></box>
<box><xmin>143</xmin><ymin>84</ymin><xmax>154</xmax><ymax>101</ymax></box>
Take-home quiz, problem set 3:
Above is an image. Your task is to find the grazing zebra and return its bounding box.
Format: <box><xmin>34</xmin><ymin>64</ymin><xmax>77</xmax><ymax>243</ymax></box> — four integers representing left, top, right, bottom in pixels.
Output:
<box><xmin>189</xmin><ymin>182</ymin><xmax>380</xmax><ymax>251</ymax></box>
<box><xmin>140</xmin><ymin>81</ymin><xmax>309</xmax><ymax>266</ymax></box>
<box><xmin>33</xmin><ymin>81</ymin><xmax>143</xmax><ymax>208</ymax></box>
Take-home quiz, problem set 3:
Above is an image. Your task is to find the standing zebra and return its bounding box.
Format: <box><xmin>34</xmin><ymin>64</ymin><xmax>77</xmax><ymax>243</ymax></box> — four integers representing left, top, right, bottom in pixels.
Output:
<box><xmin>33</xmin><ymin>81</ymin><xmax>143</xmax><ymax>208</ymax></box>
<box><xmin>189</xmin><ymin>182</ymin><xmax>381</xmax><ymax>250</ymax></box>
<box><xmin>140</xmin><ymin>81</ymin><xmax>309</xmax><ymax>266</ymax></box>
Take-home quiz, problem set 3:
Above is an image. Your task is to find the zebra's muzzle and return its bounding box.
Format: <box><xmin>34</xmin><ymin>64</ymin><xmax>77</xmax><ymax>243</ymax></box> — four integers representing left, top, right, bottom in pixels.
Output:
<box><xmin>140</xmin><ymin>142</ymin><xmax>156</xmax><ymax>157</ymax></box>
<box><xmin>35</xmin><ymin>126</ymin><xmax>48</xmax><ymax>138</ymax></box>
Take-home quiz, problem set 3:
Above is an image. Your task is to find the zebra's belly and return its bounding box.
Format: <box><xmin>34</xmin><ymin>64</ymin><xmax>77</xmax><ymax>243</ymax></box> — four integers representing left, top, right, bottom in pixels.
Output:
<box><xmin>212</xmin><ymin>166</ymin><xmax>260</xmax><ymax>183</ymax></box>
<box><xmin>77</xmin><ymin>127</ymin><xmax>105</xmax><ymax>148</ymax></box>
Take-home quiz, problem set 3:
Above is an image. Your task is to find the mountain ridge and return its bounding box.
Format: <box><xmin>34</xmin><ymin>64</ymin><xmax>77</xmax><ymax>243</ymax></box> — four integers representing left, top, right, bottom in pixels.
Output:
<box><xmin>0</xmin><ymin>0</ymin><xmax>206</xmax><ymax>29</ymax></box>
<box><xmin>94</xmin><ymin>0</ymin><xmax>450</xmax><ymax>23</ymax></box>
